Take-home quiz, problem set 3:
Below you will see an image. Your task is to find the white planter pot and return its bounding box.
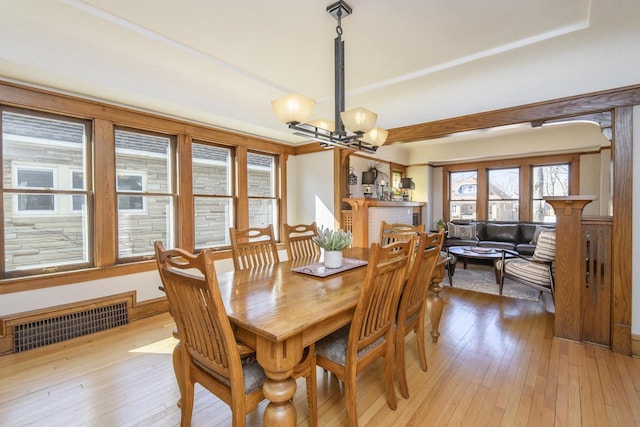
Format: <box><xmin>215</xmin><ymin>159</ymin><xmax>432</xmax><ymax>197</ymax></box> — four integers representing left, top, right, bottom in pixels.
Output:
<box><xmin>323</xmin><ymin>250</ymin><xmax>343</xmax><ymax>269</ymax></box>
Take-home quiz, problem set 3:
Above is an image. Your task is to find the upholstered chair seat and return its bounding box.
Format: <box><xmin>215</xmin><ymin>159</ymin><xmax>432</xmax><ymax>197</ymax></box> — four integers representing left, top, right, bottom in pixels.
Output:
<box><xmin>496</xmin><ymin>230</ymin><xmax>556</xmax><ymax>301</ymax></box>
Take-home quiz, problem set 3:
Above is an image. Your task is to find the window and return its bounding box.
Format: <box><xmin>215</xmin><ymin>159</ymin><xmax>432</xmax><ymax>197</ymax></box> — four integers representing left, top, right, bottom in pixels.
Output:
<box><xmin>192</xmin><ymin>142</ymin><xmax>233</xmax><ymax>249</ymax></box>
<box><xmin>15</xmin><ymin>166</ymin><xmax>56</xmax><ymax>212</ymax></box>
<box><xmin>1</xmin><ymin>110</ymin><xmax>91</xmax><ymax>275</ymax></box>
<box><xmin>247</xmin><ymin>152</ymin><xmax>279</xmax><ymax>238</ymax></box>
<box><xmin>532</xmin><ymin>164</ymin><xmax>569</xmax><ymax>222</ymax></box>
<box><xmin>117</xmin><ymin>172</ymin><xmax>145</xmax><ymax>211</ymax></box>
<box><xmin>449</xmin><ymin>171</ymin><xmax>477</xmax><ymax>220</ymax></box>
<box><xmin>488</xmin><ymin>168</ymin><xmax>519</xmax><ymax>221</ymax></box>
<box><xmin>115</xmin><ymin>129</ymin><xmax>175</xmax><ymax>260</ymax></box>
<box><xmin>71</xmin><ymin>170</ymin><xmax>85</xmax><ymax>211</ymax></box>
<box><xmin>391</xmin><ymin>171</ymin><xmax>402</xmax><ymax>190</ymax></box>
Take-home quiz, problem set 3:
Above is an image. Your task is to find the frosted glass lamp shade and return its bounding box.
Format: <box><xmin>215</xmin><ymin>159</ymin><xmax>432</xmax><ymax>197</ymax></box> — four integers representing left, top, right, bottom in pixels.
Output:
<box><xmin>360</xmin><ymin>127</ymin><xmax>388</xmax><ymax>146</ymax></box>
<box><xmin>307</xmin><ymin>119</ymin><xmax>336</xmax><ymax>132</ymax></box>
<box><xmin>340</xmin><ymin>107</ymin><xmax>377</xmax><ymax>134</ymax></box>
<box><xmin>271</xmin><ymin>93</ymin><xmax>315</xmax><ymax>124</ymax></box>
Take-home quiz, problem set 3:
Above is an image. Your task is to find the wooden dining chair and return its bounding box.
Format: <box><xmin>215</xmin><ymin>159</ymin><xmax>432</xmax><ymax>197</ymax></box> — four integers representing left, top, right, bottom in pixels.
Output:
<box><xmin>154</xmin><ymin>242</ymin><xmax>316</xmax><ymax>427</ymax></box>
<box><xmin>379</xmin><ymin>221</ymin><xmax>425</xmax><ymax>246</ymax></box>
<box><xmin>395</xmin><ymin>230</ymin><xmax>444</xmax><ymax>398</ymax></box>
<box><xmin>284</xmin><ymin>221</ymin><xmax>320</xmax><ymax>261</ymax></box>
<box><xmin>229</xmin><ymin>224</ymin><xmax>280</xmax><ymax>271</ymax></box>
<box><xmin>313</xmin><ymin>239</ymin><xmax>414</xmax><ymax>426</ymax></box>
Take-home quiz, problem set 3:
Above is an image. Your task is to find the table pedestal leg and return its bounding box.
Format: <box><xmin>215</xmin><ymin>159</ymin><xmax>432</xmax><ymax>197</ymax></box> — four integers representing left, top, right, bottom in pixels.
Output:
<box><xmin>257</xmin><ymin>335</ymin><xmax>302</xmax><ymax>427</ymax></box>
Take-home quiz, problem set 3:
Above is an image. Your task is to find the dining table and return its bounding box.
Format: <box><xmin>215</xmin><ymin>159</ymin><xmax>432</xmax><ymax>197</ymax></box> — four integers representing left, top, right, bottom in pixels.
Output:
<box><xmin>215</xmin><ymin>246</ymin><xmax>448</xmax><ymax>426</ymax></box>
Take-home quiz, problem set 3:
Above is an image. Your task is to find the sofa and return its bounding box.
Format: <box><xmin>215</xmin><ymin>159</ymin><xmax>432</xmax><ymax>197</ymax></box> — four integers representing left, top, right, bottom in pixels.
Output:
<box><xmin>444</xmin><ymin>220</ymin><xmax>555</xmax><ymax>256</ymax></box>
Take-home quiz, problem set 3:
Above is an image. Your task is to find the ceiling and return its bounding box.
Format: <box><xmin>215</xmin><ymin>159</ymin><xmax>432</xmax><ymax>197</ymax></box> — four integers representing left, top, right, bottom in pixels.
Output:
<box><xmin>1</xmin><ymin>0</ymin><xmax>639</xmax><ymax>162</ymax></box>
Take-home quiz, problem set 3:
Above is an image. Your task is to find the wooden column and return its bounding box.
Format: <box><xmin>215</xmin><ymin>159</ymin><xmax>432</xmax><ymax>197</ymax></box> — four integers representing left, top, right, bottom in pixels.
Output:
<box><xmin>546</xmin><ymin>195</ymin><xmax>596</xmax><ymax>341</ymax></box>
<box><xmin>344</xmin><ymin>199</ymin><xmax>370</xmax><ymax>248</ymax></box>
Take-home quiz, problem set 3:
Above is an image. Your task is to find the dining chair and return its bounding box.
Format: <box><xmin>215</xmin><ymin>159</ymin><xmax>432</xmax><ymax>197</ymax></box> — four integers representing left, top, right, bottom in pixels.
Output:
<box><xmin>395</xmin><ymin>230</ymin><xmax>444</xmax><ymax>398</ymax></box>
<box><xmin>229</xmin><ymin>224</ymin><xmax>280</xmax><ymax>271</ymax></box>
<box><xmin>313</xmin><ymin>239</ymin><xmax>414</xmax><ymax>426</ymax></box>
<box><xmin>154</xmin><ymin>241</ymin><xmax>316</xmax><ymax>427</ymax></box>
<box><xmin>284</xmin><ymin>221</ymin><xmax>320</xmax><ymax>261</ymax></box>
<box><xmin>379</xmin><ymin>221</ymin><xmax>425</xmax><ymax>246</ymax></box>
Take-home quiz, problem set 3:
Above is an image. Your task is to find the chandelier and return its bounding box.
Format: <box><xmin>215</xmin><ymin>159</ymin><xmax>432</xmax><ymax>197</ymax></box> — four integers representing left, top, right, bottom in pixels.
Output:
<box><xmin>271</xmin><ymin>1</ymin><xmax>387</xmax><ymax>154</ymax></box>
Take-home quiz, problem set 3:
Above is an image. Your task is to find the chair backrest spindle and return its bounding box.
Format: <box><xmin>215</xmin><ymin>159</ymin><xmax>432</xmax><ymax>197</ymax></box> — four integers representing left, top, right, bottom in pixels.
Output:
<box><xmin>230</xmin><ymin>224</ymin><xmax>280</xmax><ymax>271</ymax></box>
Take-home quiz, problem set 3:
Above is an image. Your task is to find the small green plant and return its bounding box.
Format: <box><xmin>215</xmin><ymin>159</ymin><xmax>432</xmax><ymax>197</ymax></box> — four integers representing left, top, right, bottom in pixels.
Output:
<box><xmin>436</xmin><ymin>219</ymin><xmax>446</xmax><ymax>230</ymax></box>
<box><xmin>312</xmin><ymin>226</ymin><xmax>352</xmax><ymax>251</ymax></box>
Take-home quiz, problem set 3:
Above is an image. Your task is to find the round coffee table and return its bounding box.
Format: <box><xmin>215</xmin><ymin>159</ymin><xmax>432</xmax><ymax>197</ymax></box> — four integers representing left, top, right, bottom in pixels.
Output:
<box><xmin>447</xmin><ymin>246</ymin><xmax>515</xmax><ymax>284</ymax></box>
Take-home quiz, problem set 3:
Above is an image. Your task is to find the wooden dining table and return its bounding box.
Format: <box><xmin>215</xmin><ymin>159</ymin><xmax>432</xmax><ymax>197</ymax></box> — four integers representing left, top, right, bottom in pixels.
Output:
<box><xmin>215</xmin><ymin>247</ymin><xmax>448</xmax><ymax>426</ymax></box>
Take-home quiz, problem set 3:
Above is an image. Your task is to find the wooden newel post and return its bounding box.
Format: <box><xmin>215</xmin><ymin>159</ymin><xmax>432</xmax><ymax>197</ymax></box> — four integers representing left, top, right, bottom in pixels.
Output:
<box><xmin>344</xmin><ymin>199</ymin><xmax>370</xmax><ymax>248</ymax></box>
<box><xmin>545</xmin><ymin>195</ymin><xmax>596</xmax><ymax>341</ymax></box>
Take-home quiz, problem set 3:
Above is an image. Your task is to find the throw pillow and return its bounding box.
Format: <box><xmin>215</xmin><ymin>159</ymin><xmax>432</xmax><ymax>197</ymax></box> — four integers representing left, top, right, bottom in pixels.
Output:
<box><xmin>447</xmin><ymin>223</ymin><xmax>477</xmax><ymax>240</ymax></box>
<box><xmin>530</xmin><ymin>225</ymin><xmax>554</xmax><ymax>244</ymax></box>
<box><xmin>532</xmin><ymin>230</ymin><xmax>556</xmax><ymax>261</ymax></box>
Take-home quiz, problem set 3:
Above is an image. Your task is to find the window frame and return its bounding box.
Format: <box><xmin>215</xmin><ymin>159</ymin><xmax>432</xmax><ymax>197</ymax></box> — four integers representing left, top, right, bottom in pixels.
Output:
<box><xmin>531</xmin><ymin>163</ymin><xmax>570</xmax><ymax>222</ymax></box>
<box><xmin>449</xmin><ymin>170</ymin><xmax>478</xmax><ymax>221</ymax></box>
<box><xmin>247</xmin><ymin>151</ymin><xmax>280</xmax><ymax>239</ymax></box>
<box><xmin>191</xmin><ymin>140</ymin><xmax>235</xmax><ymax>250</ymax></box>
<box><xmin>1</xmin><ymin>108</ymin><xmax>94</xmax><ymax>278</ymax></box>
<box><xmin>487</xmin><ymin>167</ymin><xmax>520</xmax><ymax>221</ymax></box>
<box><xmin>443</xmin><ymin>154</ymin><xmax>578</xmax><ymax>222</ymax></box>
<box><xmin>0</xmin><ymin>83</ymin><xmax>291</xmax><ymax>291</ymax></box>
<box><xmin>114</xmin><ymin>127</ymin><xmax>177</xmax><ymax>263</ymax></box>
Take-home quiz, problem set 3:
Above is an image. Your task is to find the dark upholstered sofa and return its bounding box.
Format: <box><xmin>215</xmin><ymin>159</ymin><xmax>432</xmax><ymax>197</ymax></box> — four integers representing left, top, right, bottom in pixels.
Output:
<box><xmin>444</xmin><ymin>220</ymin><xmax>555</xmax><ymax>256</ymax></box>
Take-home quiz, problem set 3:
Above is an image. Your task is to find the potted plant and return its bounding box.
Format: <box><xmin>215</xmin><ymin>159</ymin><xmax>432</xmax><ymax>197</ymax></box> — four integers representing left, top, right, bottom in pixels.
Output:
<box><xmin>312</xmin><ymin>226</ymin><xmax>352</xmax><ymax>268</ymax></box>
<box><xmin>436</xmin><ymin>219</ymin><xmax>446</xmax><ymax>231</ymax></box>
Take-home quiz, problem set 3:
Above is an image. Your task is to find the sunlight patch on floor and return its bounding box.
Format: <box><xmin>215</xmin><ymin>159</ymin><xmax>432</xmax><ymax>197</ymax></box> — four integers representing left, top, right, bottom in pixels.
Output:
<box><xmin>129</xmin><ymin>337</ymin><xmax>177</xmax><ymax>354</ymax></box>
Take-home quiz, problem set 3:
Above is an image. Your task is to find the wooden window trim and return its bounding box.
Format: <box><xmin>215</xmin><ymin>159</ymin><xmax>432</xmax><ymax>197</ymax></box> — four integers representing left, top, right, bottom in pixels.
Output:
<box><xmin>443</xmin><ymin>153</ymin><xmax>579</xmax><ymax>221</ymax></box>
<box><xmin>0</xmin><ymin>81</ymin><xmax>291</xmax><ymax>294</ymax></box>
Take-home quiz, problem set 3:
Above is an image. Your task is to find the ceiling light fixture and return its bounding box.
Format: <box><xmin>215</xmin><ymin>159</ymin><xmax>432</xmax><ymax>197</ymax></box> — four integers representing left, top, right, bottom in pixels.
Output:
<box><xmin>271</xmin><ymin>0</ymin><xmax>387</xmax><ymax>154</ymax></box>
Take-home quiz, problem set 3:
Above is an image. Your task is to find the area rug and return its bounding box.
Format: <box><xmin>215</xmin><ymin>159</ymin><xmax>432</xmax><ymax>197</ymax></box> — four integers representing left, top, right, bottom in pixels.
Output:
<box><xmin>448</xmin><ymin>264</ymin><xmax>541</xmax><ymax>302</ymax></box>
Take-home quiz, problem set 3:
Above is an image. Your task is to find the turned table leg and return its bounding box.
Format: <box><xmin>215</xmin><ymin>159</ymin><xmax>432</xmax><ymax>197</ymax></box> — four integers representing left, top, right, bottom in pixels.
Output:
<box><xmin>257</xmin><ymin>335</ymin><xmax>303</xmax><ymax>427</ymax></box>
<box><xmin>427</xmin><ymin>257</ymin><xmax>447</xmax><ymax>343</ymax></box>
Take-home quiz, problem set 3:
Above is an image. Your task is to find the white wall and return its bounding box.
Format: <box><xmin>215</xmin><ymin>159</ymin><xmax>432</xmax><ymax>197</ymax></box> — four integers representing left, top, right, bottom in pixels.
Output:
<box><xmin>397</xmin><ymin>122</ymin><xmax>610</xmax><ymax>165</ymax></box>
<box><xmin>286</xmin><ymin>150</ymin><xmax>336</xmax><ymax>229</ymax></box>
<box><xmin>0</xmin><ymin>256</ymin><xmax>237</xmax><ymax>317</ymax></box>
<box><xmin>580</xmin><ymin>151</ymin><xmax>612</xmax><ymax>216</ymax></box>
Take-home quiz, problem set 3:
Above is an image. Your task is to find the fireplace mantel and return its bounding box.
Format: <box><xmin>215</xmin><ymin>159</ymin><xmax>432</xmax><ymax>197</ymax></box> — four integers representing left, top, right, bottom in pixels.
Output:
<box><xmin>343</xmin><ymin>198</ymin><xmax>426</xmax><ymax>247</ymax></box>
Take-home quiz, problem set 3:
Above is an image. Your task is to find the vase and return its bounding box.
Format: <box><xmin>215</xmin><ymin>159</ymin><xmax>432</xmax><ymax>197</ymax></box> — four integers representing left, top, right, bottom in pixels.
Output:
<box><xmin>323</xmin><ymin>250</ymin><xmax>343</xmax><ymax>269</ymax></box>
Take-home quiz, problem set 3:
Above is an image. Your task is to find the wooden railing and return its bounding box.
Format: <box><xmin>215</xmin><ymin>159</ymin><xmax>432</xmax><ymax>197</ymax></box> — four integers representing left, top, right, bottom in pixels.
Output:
<box><xmin>581</xmin><ymin>217</ymin><xmax>612</xmax><ymax>346</ymax></box>
<box><xmin>341</xmin><ymin>210</ymin><xmax>353</xmax><ymax>235</ymax></box>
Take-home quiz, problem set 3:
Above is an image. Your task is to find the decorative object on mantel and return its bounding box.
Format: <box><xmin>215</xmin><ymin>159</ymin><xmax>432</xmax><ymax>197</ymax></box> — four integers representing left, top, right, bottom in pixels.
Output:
<box><xmin>362</xmin><ymin>171</ymin><xmax>376</xmax><ymax>198</ymax></box>
<box><xmin>348</xmin><ymin>167</ymin><xmax>358</xmax><ymax>185</ymax></box>
<box><xmin>270</xmin><ymin>1</ymin><xmax>387</xmax><ymax>154</ymax></box>
<box><xmin>312</xmin><ymin>227</ymin><xmax>353</xmax><ymax>268</ymax></box>
<box><xmin>347</xmin><ymin>166</ymin><xmax>358</xmax><ymax>198</ymax></box>
<box><xmin>362</xmin><ymin>162</ymin><xmax>388</xmax><ymax>199</ymax></box>
<box><xmin>401</xmin><ymin>177</ymin><xmax>415</xmax><ymax>201</ymax></box>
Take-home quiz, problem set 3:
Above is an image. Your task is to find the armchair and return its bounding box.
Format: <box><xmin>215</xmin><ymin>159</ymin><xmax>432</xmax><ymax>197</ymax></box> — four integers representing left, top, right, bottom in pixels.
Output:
<box><xmin>496</xmin><ymin>230</ymin><xmax>556</xmax><ymax>301</ymax></box>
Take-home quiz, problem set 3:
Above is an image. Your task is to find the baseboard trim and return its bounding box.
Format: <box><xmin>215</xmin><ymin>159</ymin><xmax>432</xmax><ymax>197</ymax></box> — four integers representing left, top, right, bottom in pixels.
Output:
<box><xmin>0</xmin><ymin>292</ymin><xmax>168</xmax><ymax>356</ymax></box>
<box><xmin>632</xmin><ymin>334</ymin><xmax>640</xmax><ymax>358</ymax></box>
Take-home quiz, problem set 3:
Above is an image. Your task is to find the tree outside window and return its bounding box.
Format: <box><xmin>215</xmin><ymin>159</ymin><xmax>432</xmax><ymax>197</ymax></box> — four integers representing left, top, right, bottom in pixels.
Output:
<box><xmin>532</xmin><ymin>164</ymin><xmax>569</xmax><ymax>222</ymax></box>
<box><xmin>488</xmin><ymin>168</ymin><xmax>519</xmax><ymax>221</ymax></box>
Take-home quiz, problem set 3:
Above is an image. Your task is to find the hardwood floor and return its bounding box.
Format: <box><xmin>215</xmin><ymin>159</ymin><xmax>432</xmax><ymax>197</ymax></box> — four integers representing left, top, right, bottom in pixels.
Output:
<box><xmin>1</xmin><ymin>287</ymin><xmax>639</xmax><ymax>426</ymax></box>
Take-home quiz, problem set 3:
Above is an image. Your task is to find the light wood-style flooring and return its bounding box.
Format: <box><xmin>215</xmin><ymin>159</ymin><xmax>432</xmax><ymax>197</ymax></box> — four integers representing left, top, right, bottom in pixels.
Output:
<box><xmin>1</xmin><ymin>287</ymin><xmax>639</xmax><ymax>426</ymax></box>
